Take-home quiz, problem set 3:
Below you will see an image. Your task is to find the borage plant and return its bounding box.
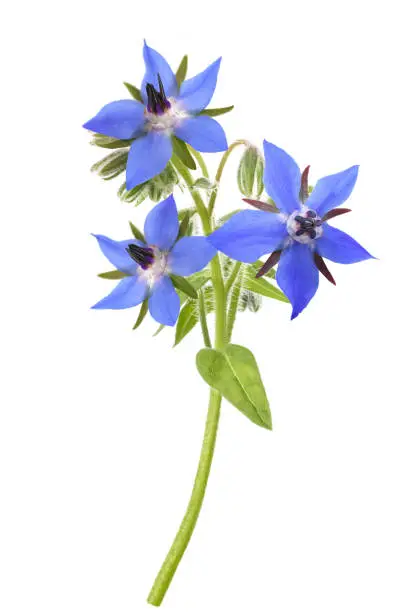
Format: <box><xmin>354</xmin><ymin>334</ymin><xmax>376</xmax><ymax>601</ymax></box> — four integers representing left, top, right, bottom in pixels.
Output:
<box><xmin>84</xmin><ymin>41</ymin><xmax>374</xmax><ymax>606</ymax></box>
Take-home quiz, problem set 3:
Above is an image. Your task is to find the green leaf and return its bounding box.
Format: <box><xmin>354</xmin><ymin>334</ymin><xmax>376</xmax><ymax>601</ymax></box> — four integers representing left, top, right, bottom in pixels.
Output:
<box><xmin>174</xmin><ymin>286</ymin><xmax>214</xmax><ymax>346</ymax></box>
<box><xmin>252</xmin><ymin>261</ymin><xmax>276</xmax><ymax>279</ymax></box>
<box><xmin>128</xmin><ymin>221</ymin><xmax>145</xmax><ymax>242</ymax></box>
<box><xmin>243</xmin><ymin>274</ymin><xmax>289</xmax><ymax>303</ymax></box>
<box><xmin>200</xmin><ymin>105</ymin><xmax>234</xmax><ymax>117</ymax></box>
<box><xmin>174</xmin><ymin>300</ymin><xmax>197</xmax><ymax>346</ymax></box>
<box><xmin>192</xmin><ymin>177</ymin><xmax>217</xmax><ymax>191</ymax></box>
<box><xmin>175</xmin><ymin>55</ymin><xmax>188</xmax><ymax>89</ymax></box>
<box><xmin>196</xmin><ymin>344</ymin><xmax>272</xmax><ymax>429</ymax></box>
<box><xmin>90</xmin><ymin>133</ymin><xmax>133</xmax><ymax>149</ymax></box>
<box><xmin>98</xmin><ymin>270</ymin><xmax>127</xmax><ymax>280</ymax></box>
<box><xmin>123</xmin><ymin>81</ymin><xmax>143</xmax><ymax>102</ymax></box>
<box><xmin>118</xmin><ymin>181</ymin><xmax>150</xmax><ymax>206</ymax></box>
<box><xmin>172</xmin><ymin>137</ymin><xmax>196</xmax><ymax>170</ymax></box>
<box><xmin>170</xmin><ymin>274</ymin><xmax>198</xmax><ymax>299</ymax></box>
<box><xmin>133</xmin><ymin>299</ymin><xmax>148</xmax><ymax>330</ymax></box>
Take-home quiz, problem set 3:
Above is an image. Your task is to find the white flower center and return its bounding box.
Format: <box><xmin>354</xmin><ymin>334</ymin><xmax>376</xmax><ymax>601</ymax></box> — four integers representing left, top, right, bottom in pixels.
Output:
<box><xmin>145</xmin><ymin>99</ymin><xmax>189</xmax><ymax>135</ymax></box>
<box><xmin>137</xmin><ymin>247</ymin><xmax>168</xmax><ymax>288</ymax></box>
<box><xmin>286</xmin><ymin>208</ymin><xmax>323</xmax><ymax>244</ymax></box>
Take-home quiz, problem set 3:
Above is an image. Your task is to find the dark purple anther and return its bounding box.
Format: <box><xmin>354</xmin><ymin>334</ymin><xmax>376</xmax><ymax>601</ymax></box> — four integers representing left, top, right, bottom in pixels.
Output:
<box><xmin>146</xmin><ymin>74</ymin><xmax>171</xmax><ymax>115</ymax></box>
<box><xmin>126</xmin><ymin>244</ymin><xmax>155</xmax><ymax>269</ymax></box>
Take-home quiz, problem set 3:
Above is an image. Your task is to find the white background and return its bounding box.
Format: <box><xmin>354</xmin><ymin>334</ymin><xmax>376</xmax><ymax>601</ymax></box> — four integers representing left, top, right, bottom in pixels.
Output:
<box><xmin>1</xmin><ymin>0</ymin><xmax>398</xmax><ymax>610</ymax></box>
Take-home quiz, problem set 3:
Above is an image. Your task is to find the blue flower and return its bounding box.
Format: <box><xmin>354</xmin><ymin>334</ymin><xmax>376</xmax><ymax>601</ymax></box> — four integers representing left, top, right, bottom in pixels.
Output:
<box><xmin>92</xmin><ymin>195</ymin><xmax>216</xmax><ymax>326</ymax></box>
<box><xmin>83</xmin><ymin>41</ymin><xmax>228</xmax><ymax>190</ymax></box>
<box><xmin>209</xmin><ymin>140</ymin><xmax>374</xmax><ymax>319</ymax></box>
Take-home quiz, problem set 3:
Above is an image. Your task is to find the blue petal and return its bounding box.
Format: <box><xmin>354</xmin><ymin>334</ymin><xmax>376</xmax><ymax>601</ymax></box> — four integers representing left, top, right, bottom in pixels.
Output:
<box><xmin>141</xmin><ymin>40</ymin><xmax>178</xmax><ymax>102</ymax></box>
<box><xmin>92</xmin><ymin>275</ymin><xmax>148</xmax><ymax>310</ymax></box>
<box><xmin>276</xmin><ymin>243</ymin><xmax>319</xmax><ymax>319</ymax></box>
<box><xmin>263</xmin><ymin>140</ymin><xmax>301</xmax><ymax>215</ymax></box>
<box><xmin>126</xmin><ymin>131</ymin><xmax>172</xmax><ymax>190</ymax></box>
<box><xmin>169</xmin><ymin>237</ymin><xmax>216</xmax><ymax>276</ymax></box>
<box><xmin>316</xmin><ymin>224</ymin><xmax>373</xmax><ymax>263</ymax></box>
<box><xmin>83</xmin><ymin>100</ymin><xmax>145</xmax><ymax>140</ymax></box>
<box><xmin>149</xmin><ymin>276</ymin><xmax>180</xmax><ymax>326</ymax></box>
<box><xmin>177</xmin><ymin>58</ymin><xmax>222</xmax><ymax>113</ymax></box>
<box><xmin>306</xmin><ymin>165</ymin><xmax>359</xmax><ymax>217</ymax></box>
<box><xmin>144</xmin><ymin>194</ymin><xmax>179</xmax><ymax>251</ymax></box>
<box><xmin>208</xmin><ymin>210</ymin><xmax>287</xmax><ymax>263</ymax></box>
<box><xmin>174</xmin><ymin>116</ymin><xmax>227</xmax><ymax>153</ymax></box>
<box><xmin>93</xmin><ymin>234</ymin><xmax>144</xmax><ymax>274</ymax></box>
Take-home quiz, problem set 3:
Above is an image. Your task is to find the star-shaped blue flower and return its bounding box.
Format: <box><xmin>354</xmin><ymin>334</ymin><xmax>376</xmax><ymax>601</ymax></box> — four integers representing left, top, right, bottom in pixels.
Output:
<box><xmin>209</xmin><ymin>140</ymin><xmax>374</xmax><ymax>319</ymax></box>
<box><xmin>83</xmin><ymin>41</ymin><xmax>228</xmax><ymax>190</ymax></box>
<box><xmin>92</xmin><ymin>195</ymin><xmax>216</xmax><ymax>326</ymax></box>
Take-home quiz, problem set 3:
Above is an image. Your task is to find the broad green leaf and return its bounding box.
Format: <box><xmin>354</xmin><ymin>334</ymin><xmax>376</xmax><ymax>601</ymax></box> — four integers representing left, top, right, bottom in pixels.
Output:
<box><xmin>98</xmin><ymin>270</ymin><xmax>127</xmax><ymax>280</ymax></box>
<box><xmin>172</xmin><ymin>137</ymin><xmax>196</xmax><ymax>170</ymax></box>
<box><xmin>200</xmin><ymin>105</ymin><xmax>234</xmax><ymax>117</ymax></box>
<box><xmin>175</xmin><ymin>55</ymin><xmax>188</xmax><ymax>88</ymax></box>
<box><xmin>133</xmin><ymin>299</ymin><xmax>148</xmax><ymax>330</ymax></box>
<box><xmin>123</xmin><ymin>81</ymin><xmax>143</xmax><ymax>102</ymax></box>
<box><xmin>129</xmin><ymin>221</ymin><xmax>145</xmax><ymax>242</ymax></box>
<box><xmin>244</xmin><ymin>274</ymin><xmax>289</xmax><ymax>303</ymax></box>
<box><xmin>90</xmin><ymin>133</ymin><xmax>133</xmax><ymax>149</ymax></box>
<box><xmin>170</xmin><ymin>274</ymin><xmax>198</xmax><ymax>299</ymax></box>
<box><xmin>252</xmin><ymin>261</ymin><xmax>276</xmax><ymax>279</ymax></box>
<box><xmin>196</xmin><ymin>344</ymin><xmax>272</xmax><ymax>429</ymax></box>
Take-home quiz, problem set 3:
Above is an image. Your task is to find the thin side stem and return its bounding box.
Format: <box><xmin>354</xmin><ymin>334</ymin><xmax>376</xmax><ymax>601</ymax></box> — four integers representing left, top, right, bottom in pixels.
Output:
<box><xmin>147</xmin><ymin>390</ymin><xmax>222</xmax><ymax>606</ymax></box>
<box><xmin>188</xmin><ymin>147</ymin><xmax>209</xmax><ymax>178</ymax></box>
<box><xmin>208</xmin><ymin>139</ymin><xmax>250</xmax><ymax>215</ymax></box>
<box><xmin>198</xmin><ymin>289</ymin><xmax>212</xmax><ymax>348</ymax></box>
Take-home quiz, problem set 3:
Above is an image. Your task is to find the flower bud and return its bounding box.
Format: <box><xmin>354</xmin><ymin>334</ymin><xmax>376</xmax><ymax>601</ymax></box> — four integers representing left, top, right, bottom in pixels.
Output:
<box><xmin>237</xmin><ymin>146</ymin><xmax>264</xmax><ymax>198</ymax></box>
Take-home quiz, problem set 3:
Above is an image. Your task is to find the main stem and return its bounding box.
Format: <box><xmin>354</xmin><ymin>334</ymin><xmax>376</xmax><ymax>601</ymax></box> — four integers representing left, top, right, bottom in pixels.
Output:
<box><xmin>147</xmin><ymin>147</ymin><xmax>244</xmax><ymax>605</ymax></box>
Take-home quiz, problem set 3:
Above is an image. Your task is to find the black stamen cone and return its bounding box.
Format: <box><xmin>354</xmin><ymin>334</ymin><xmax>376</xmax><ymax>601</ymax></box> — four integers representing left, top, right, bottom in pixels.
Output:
<box><xmin>145</xmin><ymin>74</ymin><xmax>170</xmax><ymax>115</ymax></box>
<box><xmin>126</xmin><ymin>243</ymin><xmax>154</xmax><ymax>269</ymax></box>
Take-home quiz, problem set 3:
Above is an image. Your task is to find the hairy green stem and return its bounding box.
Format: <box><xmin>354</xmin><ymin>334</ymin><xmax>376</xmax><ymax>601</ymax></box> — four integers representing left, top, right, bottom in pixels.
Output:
<box><xmin>148</xmin><ymin>148</ymin><xmax>246</xmax><ymax>605</ymax></box>
<box><xmin>226</xmin><ymin>266</ymin><xmax>244</xmax><ymax>343</ymax></box>
<box><xmin>147</xmin><ymin>389</ymin><xmax>221</xmax><ymax>606</ymax></box>
<box><xmin>198</xmin><ymin>288</ymin><xmax>212</xmax><ymax>348</ymax></box>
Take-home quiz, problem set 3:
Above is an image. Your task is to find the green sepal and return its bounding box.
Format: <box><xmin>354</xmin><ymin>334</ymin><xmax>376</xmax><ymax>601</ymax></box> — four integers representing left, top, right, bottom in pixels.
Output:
<box><xmin>170</xmin><ymin>274</ymin><xmax>198</xmax><ymax>299</ymax></box>
<box><xmin>128</xmin><ymin>221</ymin><xmax>145</xmax><ymax>242</ymax></box>
<box><xmin>133</xmin><ymin>299</ymin><xmax>148</xmax><ymax>330</ymax></box>
<box><xmin>154</xmin><ymin>270</ymin><xmax>211</xmax><ymax>339</ymax></box>
<box><xmin>175</xmin><ymin>55</ymin><xmax>188</xmax><ymax>89</ymax></box>
<box><xmin>98</xmin><ymin>270</ymin><xmax>128</xmax><ymax>280</ymax></box>
<box><xmin>123</xmin><ymin>81</ymin><xmax>143</xmax><ymax>103</ymax></box>
<box><xmin>196</xmin><ymin>344</ymin><xmax>272</xmax><ymax>429</ymax></box>
<box><xmin>118</xmin><ymin>181</ymin><xmax>149</xmax><ymax>206</ymax></box>
<box><xmin>237</xmin><ymin>146</ymin><xmax>264</xmax><ymax>198</ymax></box>
<box><xmin>200</xmin><ymin>105</ymin><xmax>234</xmax><ymax>117</ymax></box>
<box><xmin>177</xmin><ymin>210</ymin><xmax>192</xmax><ymax>239</ymax></box>
<box><xmin>172</xmin><ymin>137</ymin><xmax>196</xmax><ymax>170</ymax></box>
<box><xmin>91</xmin><ymin>150</ymin><xmax>128</xmax><ymax>180</ymax></box>
<box><xmin>90</xmin><ymin>133</ymin><xmax>133</xmax><ymax>149</ymax></box>
<box><xmin>243</xmin><ymin>274</ymin><xmax>289</xmax><ymax>303</ymax></box>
